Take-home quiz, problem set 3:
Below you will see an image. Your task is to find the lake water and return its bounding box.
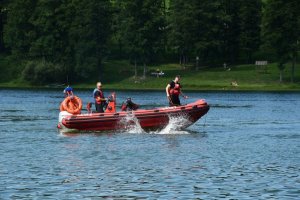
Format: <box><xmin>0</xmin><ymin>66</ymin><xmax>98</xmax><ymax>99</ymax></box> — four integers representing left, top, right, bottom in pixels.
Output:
<box><xmin>0</xmin><ymin>89</ymin><xmax>299</xmax><ymax>199</ymax></box>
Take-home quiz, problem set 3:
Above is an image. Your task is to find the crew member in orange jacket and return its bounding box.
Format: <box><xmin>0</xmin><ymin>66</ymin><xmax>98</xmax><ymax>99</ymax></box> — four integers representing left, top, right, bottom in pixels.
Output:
<box><xmin>166</xmin><ymin>75</ymin><xmax>188</xmax><ymax>106</ymax></box>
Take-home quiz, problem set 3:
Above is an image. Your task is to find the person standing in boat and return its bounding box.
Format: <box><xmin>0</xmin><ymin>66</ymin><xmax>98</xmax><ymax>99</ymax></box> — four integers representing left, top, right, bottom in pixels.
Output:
<box><xmin>166</xmin><ymin>75</ymin><xmax>188</xmax><ymax>106</ymax></box>
<box><xmin>93</xmin><ymin>82</ymin><xmax>107</xmax><ymax>113</ymax></box>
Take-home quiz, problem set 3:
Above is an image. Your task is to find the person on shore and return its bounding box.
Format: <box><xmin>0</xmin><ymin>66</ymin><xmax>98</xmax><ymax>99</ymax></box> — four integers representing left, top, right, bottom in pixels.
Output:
<box><xmin>63</xmin><ymin>85</ymin><xmax>74</xmax><ymax>98</ymax></box>
<box><xmin>93</xmin><ymin>82</ymin><xmax>107</xmax><ymax>113</ymax></box>
<box><xmin>165</xmin><ymin>75</ymin><xmax>188</xmax><ymax>106</ymax></box>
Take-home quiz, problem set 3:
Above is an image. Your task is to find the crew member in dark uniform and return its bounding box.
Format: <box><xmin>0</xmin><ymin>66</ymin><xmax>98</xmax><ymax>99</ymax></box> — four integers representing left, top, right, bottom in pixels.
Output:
<box><xmin>166</xmin><ymin>75</ymin><xmax>188</xmax><ymax>106</ymax></box>
<box><xmin>93</xmin><ymin>82</ymin><xmax>107</xmax><ymax>113</ymax></box>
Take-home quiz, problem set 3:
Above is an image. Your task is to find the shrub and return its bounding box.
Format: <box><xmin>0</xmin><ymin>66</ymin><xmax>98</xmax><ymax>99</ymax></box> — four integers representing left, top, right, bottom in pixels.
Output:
<box><xmin>22</xmin><ymin>60</ymin><xmax>67</xmax><ymax>85</ymax></box>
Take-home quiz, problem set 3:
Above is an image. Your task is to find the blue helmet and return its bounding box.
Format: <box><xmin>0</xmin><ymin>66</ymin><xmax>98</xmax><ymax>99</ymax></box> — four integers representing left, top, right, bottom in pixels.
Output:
<box><xmin>65</xmin><ymin>86</ymin><xmax>73</xmax><ymax>92</ymax></box>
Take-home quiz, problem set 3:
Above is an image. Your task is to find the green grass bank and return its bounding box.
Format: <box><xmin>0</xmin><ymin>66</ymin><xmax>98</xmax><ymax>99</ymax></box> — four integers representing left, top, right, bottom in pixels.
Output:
<box><xmin>0</xmin><ymin>58</ymin><xmax>299</xmax><ymax>91</ymax></box>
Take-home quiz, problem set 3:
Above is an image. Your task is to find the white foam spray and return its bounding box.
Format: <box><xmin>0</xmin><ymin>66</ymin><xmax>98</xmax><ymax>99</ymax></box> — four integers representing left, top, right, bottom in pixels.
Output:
<box><xmin>152</xmin><ymin>113</ymin><xmax>192</xmax><ymax>135</ymax></box>
<box><xmin>119</xmin><ymin>112</ymin><xmax>145</xmax><ymax>134</ymax></box>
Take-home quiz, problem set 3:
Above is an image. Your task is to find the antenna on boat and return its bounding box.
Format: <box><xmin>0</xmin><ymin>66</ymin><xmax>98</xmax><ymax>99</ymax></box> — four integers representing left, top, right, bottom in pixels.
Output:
<box><xmin>66</xmin><ymin>75</ymin><xmax>69</xmax><ymax>86</ymax></box>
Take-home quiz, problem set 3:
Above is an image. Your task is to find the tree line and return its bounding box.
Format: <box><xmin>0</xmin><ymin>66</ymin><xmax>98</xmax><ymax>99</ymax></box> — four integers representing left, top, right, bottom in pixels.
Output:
<box><xmin>0</xmin><ymin>0</ymin><xmax>299</xmax><ymax>84</ymax></box>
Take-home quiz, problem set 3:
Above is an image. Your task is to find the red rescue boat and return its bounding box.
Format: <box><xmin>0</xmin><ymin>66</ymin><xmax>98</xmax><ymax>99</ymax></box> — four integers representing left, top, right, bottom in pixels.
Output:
<box><xmin>58</xmin><ymin>93</ymin><xmax>209</xmax><ymax>132</ymax></box>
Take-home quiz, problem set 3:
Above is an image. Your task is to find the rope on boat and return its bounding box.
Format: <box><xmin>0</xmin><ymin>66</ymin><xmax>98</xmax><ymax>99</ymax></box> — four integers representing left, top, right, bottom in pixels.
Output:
<box><xmin>203</xmin><ymin>115</ymin><xmax>207</xmax><ymax>128</ymax></box>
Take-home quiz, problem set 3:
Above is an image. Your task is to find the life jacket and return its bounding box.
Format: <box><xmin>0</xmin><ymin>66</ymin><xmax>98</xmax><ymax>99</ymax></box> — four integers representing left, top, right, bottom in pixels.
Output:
<box><xmin>105</xmin><ymin>92</ymin><xmax>116</xmax><ymax>113</ymax></box>
<box><xmin>93</xmin><ymin>88</ymin><xmax>105</xmax><ymax>104</ymax></box>
<box><xmin>170</xmin><ymin>82</ymin><xmax>181</xmax><ymax>96</ymax></box>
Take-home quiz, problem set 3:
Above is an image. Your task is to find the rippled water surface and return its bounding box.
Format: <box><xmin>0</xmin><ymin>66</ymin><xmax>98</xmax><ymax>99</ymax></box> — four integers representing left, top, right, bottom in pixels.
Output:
<box><xmin>0</xmin><ymin>89</ymin><xmax>299</xmax><ymax>199</ymax></box>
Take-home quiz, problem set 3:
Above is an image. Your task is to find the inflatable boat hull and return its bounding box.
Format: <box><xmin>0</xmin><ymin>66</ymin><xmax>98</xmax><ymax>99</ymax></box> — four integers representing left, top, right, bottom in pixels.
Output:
<box><xmin>58</xmin><ymin>99</ymin><xmax>209</xmax><ymax>132</ymax></box>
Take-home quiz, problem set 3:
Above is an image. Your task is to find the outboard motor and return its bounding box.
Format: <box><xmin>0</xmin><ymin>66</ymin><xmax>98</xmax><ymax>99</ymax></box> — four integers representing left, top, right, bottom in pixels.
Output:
<box><xmin>121</xmin><ymin>97</ymin><xmax>139</xmax><ymax>111</ymax></box>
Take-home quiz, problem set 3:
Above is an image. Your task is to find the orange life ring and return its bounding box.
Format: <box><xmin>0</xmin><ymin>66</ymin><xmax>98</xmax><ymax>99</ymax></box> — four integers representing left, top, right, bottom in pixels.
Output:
<box><xmin>60</xmin><ymin>102</ymin><xmax>64</xmax><ymax>111</ymax></box>
<box><xmin>61</xmin><ymin>96</ymin><xmax>82</xmax><ymax>114</ymax></box>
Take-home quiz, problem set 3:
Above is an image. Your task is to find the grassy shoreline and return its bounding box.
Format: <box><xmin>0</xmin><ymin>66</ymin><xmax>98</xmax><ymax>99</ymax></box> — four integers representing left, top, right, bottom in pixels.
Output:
<box><xmin>0</xmin><ymin>82</ymin><xmax>299</xmax><ymax>92</ymax></box>
<box><xmin>0</xmin><ymin>60</ymin><xmax>299</xmax><ymax>91</ymax></box>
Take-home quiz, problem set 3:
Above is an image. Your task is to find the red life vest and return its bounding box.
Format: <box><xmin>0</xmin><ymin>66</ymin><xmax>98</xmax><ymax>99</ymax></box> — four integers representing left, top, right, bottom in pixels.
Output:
<box><xmin>170</xmin><ymin>83</ymin><xmax>181</xmax><ymax>95</ymax></box>
<box><xmin>95</xmin><ymin>89</ymin><xmax>105</xmax><ymax>104</ymax></box>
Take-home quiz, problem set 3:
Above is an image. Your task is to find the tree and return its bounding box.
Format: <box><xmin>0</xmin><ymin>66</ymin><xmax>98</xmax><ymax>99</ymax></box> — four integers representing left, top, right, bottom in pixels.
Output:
<box><xmin>29</xmin><ymin>0</ymin><xmax>67</xmax><ymax>61</ymax></box>
<box><xmin>109</xmin><ymin>0</ymin><xmax>128</xmax><ymax>59</ymax></box>
<box><xmin>221</xmin><ymin>0</ymin><xmax>242</xmax><ymax>65</ymax></box>
<box><xmin>4</xmin><ymin>0</ymin><xmax>36</xmax><ymax>57</ymax></box>
<box><xmin>70</xmin><ymin>0</ymin><xmax>112</xmax><ymax>80</ymax></box>
<box><xmin>168</xmin><ymin>0</ymin><xmax>197</xmax><ymax>67</ymax></box>
<box><xmin>121</xmin><ymin>0</ymin><xmax>165</xmax><ymax>78</ymax></box>
<box><xmin>263</xmin><ymin>0</ymin><xmax>300</xmax><ymax>82</ymax></box>
<box><xmin>168</xmin><ymin>0</ymin><xmax>245</xmax><ymax>68</ymax></box>
<box><xmin>194</xmin><ymin>0</ymin><xmax>225</xmax><ymax>67</ymax></box>
<box><xmin>4</xmin><ymin>0</ymin><xmax>112</xmax><ymax>83</ymax></box>
<box><xmin>0</xmin><ymin>0</ymin><xmax>9</xmax><ymax>52</ymax></box>
<box><xmin>239</xmin><ymin>0</ymin><xmax>262</xmax><ymax>63</ymax></box>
